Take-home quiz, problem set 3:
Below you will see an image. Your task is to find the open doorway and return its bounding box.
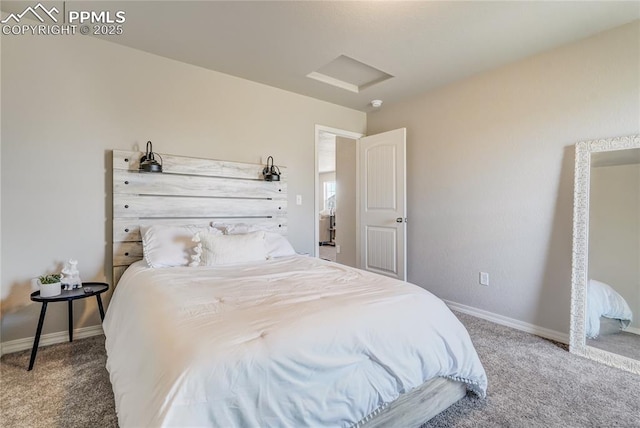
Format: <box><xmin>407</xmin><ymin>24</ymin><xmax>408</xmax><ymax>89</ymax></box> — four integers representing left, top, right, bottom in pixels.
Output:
<box><xmin>315</xmin><ymin>126</ymin><xmax>408</xmax><ymax>279</ymax></box>
<box><xmin>318</xmin><ymin>132</ymin><xmax>337</xmax><ymax>261</ymax></box>
<box><xmin>314</xmin><ymin>125</ymin><xmax>363</xmax><ymax>262</ymax></box>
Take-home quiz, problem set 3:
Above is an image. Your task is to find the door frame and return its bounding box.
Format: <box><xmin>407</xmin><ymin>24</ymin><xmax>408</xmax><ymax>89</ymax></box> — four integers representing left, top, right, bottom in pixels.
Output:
<box><xmin>314</xmin><ymin>125</ymin><xmax>363</xmax><ymax>258</ymax></box>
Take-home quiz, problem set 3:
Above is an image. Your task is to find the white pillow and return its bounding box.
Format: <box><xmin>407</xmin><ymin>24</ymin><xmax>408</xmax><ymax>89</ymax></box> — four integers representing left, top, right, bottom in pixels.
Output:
<box><xmin>209</xmin><ymin>222</ymin><xmax>295</xmax><ymax>259</ymax></box>
<box><xmin>264</xmin><ymin>232</ymin><xmax>296</xmax><ymax>258</ymax></box>
<box><xmin>141</xmin><ymin>225</ymin><xmax>220</xmax><ymax>268</ymax></box>
<box><xmin>193</xmin><ymin>230</ymin><xmax>268</xmax><ymax>266</ymax></box>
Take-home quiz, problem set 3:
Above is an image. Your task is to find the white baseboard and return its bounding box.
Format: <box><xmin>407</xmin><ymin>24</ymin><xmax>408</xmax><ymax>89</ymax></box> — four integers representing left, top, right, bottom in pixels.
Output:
<box><xmin>443</xmin><ymin>299</ymin><xmax>570</xmax><ymax>344</ymax></box>
<box><xmin>0</xmin><ymin>325</ymin><xmax>104</xmax><ymax>357</ymax></box>
<box><xmin>625</xmin><ymin>326</ymin><xmax>640</xmax><ymax>335</ymax></box>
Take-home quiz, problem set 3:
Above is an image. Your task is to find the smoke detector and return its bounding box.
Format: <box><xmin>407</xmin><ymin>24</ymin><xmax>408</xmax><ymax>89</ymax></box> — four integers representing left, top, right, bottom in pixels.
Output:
<box><xmin>371</xmin><ymin>99</ymin><xmax>383</xmax><ymax>108</ymax></box>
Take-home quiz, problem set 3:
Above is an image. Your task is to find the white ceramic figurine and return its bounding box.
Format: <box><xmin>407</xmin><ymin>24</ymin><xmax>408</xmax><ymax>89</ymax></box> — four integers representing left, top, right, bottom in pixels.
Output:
<box><xmin>61</xmin><ymin>259</ymin><xmax>82</xmax><ymax>290</ymax></box>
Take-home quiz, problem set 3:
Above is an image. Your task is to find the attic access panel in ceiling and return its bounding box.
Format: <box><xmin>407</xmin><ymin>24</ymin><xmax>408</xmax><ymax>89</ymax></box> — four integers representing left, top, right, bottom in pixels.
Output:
<box><xmin>307</xmin><ymin>55</ymin><xmax>393</xmax><ymax>93</ymax></box>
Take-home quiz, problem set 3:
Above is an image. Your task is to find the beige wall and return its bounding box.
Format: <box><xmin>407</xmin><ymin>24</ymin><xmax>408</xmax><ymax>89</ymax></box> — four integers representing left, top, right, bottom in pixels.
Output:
<box><xmin>336</xmin><ymin>137</ymin><xmax>357</xmax><ymax>268</ymax></box>
<box><xmin>1</xmin><ymin>33</ymin><xmax>365</xmax><ymax>343</ymax></box>
<box><xmin>589</xmin><ymin>163</ymin><xmax>640</xmax><ymax>331</ymax></box>
<box><xmin>367</xmin><ymin>21</ymin><xmax>640</xmax><ymax>335</ymax></box>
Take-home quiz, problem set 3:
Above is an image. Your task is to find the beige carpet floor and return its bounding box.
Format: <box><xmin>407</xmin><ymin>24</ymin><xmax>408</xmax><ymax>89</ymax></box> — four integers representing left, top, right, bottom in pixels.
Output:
<box><xmin>1</xmin><ymin>336</ymin><xmax>117</xmax><ymax>427</ymax></box>
<box><xmin>2</xmin><ymin>313</ymin><xmax>639</xmax><ymax>427</ymax></box>
<box><xmin>319</xmin><ymin>245</ymin><xmax>336</xmax><ymax>262</ymax></box>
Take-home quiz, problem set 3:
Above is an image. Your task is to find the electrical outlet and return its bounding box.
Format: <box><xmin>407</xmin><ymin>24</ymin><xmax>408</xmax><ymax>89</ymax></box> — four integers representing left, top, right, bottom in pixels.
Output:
<box><xmin>479</xmin><ymin>272</ymin><xmax>489</xmax><ymax>286</ymax></box>
<box><xmin>336</xmin><ymin>245</ymin><xmax>341</xmax><ymax>254</ymax></box>
<box><xmin>296</xmin><ymin>195</ymin><xmax>302</xmax><ymax>205</ymax></box>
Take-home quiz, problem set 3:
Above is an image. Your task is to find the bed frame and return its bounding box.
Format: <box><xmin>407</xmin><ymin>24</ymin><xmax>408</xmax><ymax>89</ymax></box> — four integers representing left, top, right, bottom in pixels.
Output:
<box><xmin>111</xmin><ymin>149</ymin><xmax>467</xmax><ymax>427</ymax></box>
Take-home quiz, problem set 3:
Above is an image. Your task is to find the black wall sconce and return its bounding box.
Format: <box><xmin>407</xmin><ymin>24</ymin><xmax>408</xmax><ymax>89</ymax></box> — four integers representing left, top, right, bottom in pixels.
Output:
<box><xmin>262</xmin><ymin>156</ymin><xmax>281</xmax><ymax>181</ymax></box>
<box><xmin>139</xmin><ymin>141</ymin><xmax>163</xmax><ymax>173</ymax></box>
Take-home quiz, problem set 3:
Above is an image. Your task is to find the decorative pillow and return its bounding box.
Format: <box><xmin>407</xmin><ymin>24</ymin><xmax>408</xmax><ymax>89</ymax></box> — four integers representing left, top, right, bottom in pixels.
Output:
<box><xmin>141</xmin><ymin>225</ymin><xmax>220</xmax><ymax>268</ymax></box>
<box><xmin>193</xmin><ymin>230</ymin><xmax>268</xmax><ymax>266</ymax></box>
<box><xmin>264</xmin><ymin>232</ymin><xmax>296</xmax><ymax>259</ymax></box>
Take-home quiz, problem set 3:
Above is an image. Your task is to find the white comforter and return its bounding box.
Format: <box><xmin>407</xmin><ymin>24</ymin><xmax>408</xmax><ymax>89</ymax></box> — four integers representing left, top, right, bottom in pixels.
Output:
<box><xmin>104</xmin><ymin>256</ymin><xmax>487</xmax><ymax>427</ymax></box>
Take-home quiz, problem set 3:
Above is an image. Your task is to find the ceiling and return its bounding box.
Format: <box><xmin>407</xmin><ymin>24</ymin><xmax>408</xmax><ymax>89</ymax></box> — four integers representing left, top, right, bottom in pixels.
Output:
<box><xmin>3</xmin><ymin>1</ymin><xmax>639</xmax><ymax>112</ymax></box>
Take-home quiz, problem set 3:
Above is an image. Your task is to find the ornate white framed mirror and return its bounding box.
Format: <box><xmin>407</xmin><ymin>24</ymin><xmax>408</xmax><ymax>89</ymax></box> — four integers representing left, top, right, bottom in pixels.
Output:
<box><xmin>570</xmin><ymin>134</ymin><xmax>640</xmax><ymax>374</ymax></box>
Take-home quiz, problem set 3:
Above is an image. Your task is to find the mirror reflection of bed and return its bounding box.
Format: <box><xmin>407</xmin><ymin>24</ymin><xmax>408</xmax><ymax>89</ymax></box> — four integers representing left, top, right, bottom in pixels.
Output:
<box><xmin>586</xmin><ymin>279</ymin><xmax>639</xmax><ymax>361</ymax></box>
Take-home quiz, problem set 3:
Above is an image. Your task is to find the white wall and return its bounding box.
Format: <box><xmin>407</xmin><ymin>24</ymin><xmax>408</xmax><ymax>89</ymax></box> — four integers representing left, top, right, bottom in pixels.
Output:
<box><xmin>589</xmin><ymin>163</ymin><xmax>640</xmax><ymax>330</ymax></box>
<box><xmin>1</xmin><ymin>33</ymin><xmax>365</xmax><ymax>343</ymax></box>
<box><xmin>367</xmin><ymin>21</ymin><xmax>640</xmax><ymax>335</ymax></box>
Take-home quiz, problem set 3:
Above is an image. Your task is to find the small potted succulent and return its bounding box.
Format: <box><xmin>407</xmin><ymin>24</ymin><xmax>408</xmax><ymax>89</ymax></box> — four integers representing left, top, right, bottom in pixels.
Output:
<box><xmin>38</xmin><ymin>273</ymin><xmax>62</xmax><ymax>298</ymax></box>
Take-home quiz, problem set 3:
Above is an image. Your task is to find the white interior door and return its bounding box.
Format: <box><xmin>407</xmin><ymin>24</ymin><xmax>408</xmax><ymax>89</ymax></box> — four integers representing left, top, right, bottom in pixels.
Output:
<box><xmin>358</xmin><ymin>128</ymin><xmax>407</xmax><ymax>281</ymax></box>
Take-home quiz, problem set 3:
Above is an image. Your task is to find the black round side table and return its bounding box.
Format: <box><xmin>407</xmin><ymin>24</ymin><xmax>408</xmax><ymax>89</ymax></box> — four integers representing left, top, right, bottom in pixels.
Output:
<box><xmin>28</xmin><ymin>282</ymin><xmax>109</xmax><ymax>371</ymax></box>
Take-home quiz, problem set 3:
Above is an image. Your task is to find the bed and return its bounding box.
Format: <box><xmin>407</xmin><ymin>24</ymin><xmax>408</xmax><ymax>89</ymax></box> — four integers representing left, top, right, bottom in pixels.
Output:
<box><xmin>106</xmin><ymin>150</ymin><xmax>487</xmax><ymax>427</ymax></box>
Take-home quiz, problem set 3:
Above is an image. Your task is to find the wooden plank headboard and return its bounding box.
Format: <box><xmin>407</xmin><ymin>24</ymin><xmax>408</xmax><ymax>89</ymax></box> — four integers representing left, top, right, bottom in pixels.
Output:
<box><xmin>112</xmin><ymin>150</ymin><xmax>287</xmax><ymax>285</ymax></box>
